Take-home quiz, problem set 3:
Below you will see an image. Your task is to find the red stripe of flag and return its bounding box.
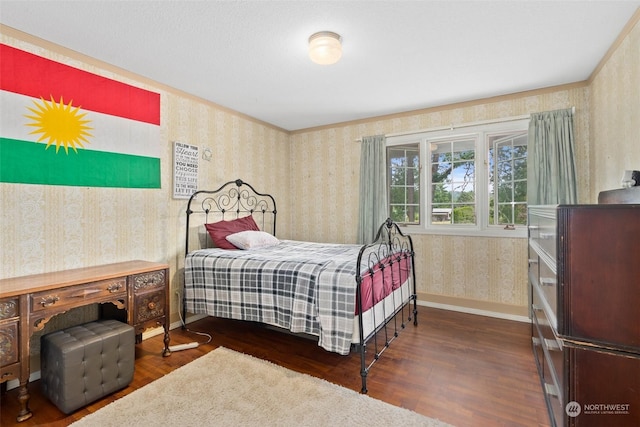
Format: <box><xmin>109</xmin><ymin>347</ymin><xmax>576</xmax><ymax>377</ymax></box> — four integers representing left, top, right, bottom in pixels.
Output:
<box><xmin>0</xmin><ymin>44</ymin><xmax>160</xmax><ymax>126</ymax></box>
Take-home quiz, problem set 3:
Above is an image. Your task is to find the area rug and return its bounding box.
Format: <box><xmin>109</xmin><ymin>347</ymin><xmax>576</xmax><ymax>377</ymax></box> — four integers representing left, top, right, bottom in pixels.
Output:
<box><xmin>71</xmin><ymin>347</ymin><xmax>452</xmax><ymax>427</ymax></box>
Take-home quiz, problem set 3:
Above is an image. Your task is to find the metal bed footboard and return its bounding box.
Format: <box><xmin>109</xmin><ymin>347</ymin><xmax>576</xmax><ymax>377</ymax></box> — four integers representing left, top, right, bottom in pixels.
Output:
<box><xmin>354</xmin><ymin>218</ymin><xmax>418</xmax><ymax>393</ymax></box>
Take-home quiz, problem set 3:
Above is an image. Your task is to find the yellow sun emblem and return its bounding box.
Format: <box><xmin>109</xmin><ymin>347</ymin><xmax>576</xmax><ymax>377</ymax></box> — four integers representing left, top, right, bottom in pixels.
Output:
<box><xmin>25</xmin><ymin>95</ymin><xmax>93</xmax><ymax>154</ymax></box>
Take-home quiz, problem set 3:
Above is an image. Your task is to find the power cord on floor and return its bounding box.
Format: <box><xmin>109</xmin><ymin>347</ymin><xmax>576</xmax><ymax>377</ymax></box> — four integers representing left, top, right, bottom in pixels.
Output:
<box><xmin>169</xmin><ymin>290</ymin><xmax>212</xmax><ymax>352</ymax></box>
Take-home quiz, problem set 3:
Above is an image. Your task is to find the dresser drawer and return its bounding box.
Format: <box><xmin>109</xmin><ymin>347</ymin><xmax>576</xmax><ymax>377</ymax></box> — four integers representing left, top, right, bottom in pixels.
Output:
<box><xmin>528</xmin><ymin>246</ymin><xmax>540</xmax><ymax>285</ymax></box>
<box><xmin>533</xmin><ymin>306</ymin><xmax>564</xmax><ymax>404</ymax></box>
<box><xmin>544</xmin><ymin>379</ymin><xmax>563</xmax><ymax>427</ymax></box>
<box><xmin>30</xmin><ymin>278</ymin><xmax>127</xmax><ymax>313</ymax></box>
<box><xmin>538</xmin><ymin>258</ymin><xmax>557</xmax><ymax>322</ymax></box>
<box><xmin>528</xmin><ymin>242</ymin><xmax>558</xmax><ymax>318</ymax></box>
<box><xmin>532</xmin><ymin>274</ymin><xmax>557</xmax><ymax>331</ymax></box>
<box><xmin>528</xmin><ymin>206</ymin><xmax>557</xmax><ymax>261</ymax></box>
<box><xmin>532</xmin><ymin>312</ymin><xmax>563</xmax><ymax>427</ymax></box>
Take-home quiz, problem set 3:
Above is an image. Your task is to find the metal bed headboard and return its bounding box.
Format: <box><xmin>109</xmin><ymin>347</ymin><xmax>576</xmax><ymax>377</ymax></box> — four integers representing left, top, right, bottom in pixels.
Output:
<box><xmin>185</xmin><ymin>179</ymin><xmax>277</xmax><ymax>256</ymax></box>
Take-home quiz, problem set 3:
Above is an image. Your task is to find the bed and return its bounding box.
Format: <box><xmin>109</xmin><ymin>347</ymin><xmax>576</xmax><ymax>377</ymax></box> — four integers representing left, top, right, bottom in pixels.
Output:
<box><xmin>182</xmin><ymin>179</ymin><xmax>417</xmax><ymax>393</ymax></box>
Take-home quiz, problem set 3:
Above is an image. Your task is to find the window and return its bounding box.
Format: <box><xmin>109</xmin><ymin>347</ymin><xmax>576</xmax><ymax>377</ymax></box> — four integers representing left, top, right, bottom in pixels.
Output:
<box><xmin>386</xmin><ymin>118</ymin><xmax>529</xmax><ymax>236</ymax></box>
<box><xmin>489</xmin><ymin>132</ymin><xmax>528</xmax><ymax>226</ymax></box>
<box><xmin>388</xmin><ymin>145</ymin><xmax>420</xmax><ymax>223</ymax></box>
<box><xmin>430</xmin><ymin>138</ymin><xmax>476</xmax><ymax>226</ymax></box>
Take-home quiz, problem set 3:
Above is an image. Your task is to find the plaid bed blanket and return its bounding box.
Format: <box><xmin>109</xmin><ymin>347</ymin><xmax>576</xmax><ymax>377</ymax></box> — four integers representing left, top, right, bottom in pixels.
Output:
<box><xmin>184</xmin><ymin>240</ymin><xmax>363</xmax><ymax>355</ymax></box>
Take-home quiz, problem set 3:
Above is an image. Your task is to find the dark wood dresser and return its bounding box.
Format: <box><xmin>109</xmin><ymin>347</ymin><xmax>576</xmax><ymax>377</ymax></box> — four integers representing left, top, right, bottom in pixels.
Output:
<box><xmin>0</xmin><ymin>260</ymin><xmax>171</xmax><ymax>422</ymax></box>
<box><xmin>528</xmin><ymin>201</ymin><xmax>639</xmax><ymax>427</ymax></box>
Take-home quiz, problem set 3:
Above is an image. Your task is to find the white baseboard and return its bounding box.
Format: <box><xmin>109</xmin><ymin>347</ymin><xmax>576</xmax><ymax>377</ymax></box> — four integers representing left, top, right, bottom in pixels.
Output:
<box><xmin>4</xmin><ymin>371</ymin><xmax>41</xmax><ymax>392</ymax></box>
<box><xmin>416</xmin><ymin>299</ymin><xmax>531</xmax><ymax>323</ymax></box>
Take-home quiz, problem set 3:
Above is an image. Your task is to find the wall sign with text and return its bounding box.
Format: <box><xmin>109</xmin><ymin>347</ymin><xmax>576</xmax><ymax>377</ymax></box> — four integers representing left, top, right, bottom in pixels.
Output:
<box><xmin>173</xmin><ymin>142</ymin><xmax>198</xmax><ymax>199</ymax></box>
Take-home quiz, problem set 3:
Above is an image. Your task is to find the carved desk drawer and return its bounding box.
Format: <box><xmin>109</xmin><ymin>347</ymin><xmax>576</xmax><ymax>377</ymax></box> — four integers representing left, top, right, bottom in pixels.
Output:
<box><xmin>134</xmin><ymin>290</ymin><xmax>166</xmax><ymax>325</ymax></box>
<box><xmin>29</xmin><ymin>278</ymin><xmax>127</xmax><ymax>313</ymax></box>
<box><xmin>0</xmin><ymin>297</ymin><xmax>21</xmax><ymax>382</ymax></box>
<box><xmin>129</xmin><ymin>270</ymin><xmax>167</xmax><ymax>334</ymax></box>
<box><xmin>130</xmin><ymin>270</ymin><xmax>165</xmax><ymax>293</ymax></box>
<box><xmin>0</xmin><ymin>297</ymin><xmax>20</xmax><ymax>321</ymax></box>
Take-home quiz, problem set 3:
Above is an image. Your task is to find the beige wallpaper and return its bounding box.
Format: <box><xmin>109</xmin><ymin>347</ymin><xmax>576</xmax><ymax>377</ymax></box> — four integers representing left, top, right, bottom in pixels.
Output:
<box><xmin>589</xmin><ymin>12</ymin><xmax>640</xmax><ymax>197</ymax></box>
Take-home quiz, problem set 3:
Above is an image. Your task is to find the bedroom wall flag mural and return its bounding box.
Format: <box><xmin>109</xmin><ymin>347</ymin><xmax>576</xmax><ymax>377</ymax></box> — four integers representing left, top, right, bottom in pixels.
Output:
<box><xmin>0</xmin><ymin>44</ymin><xmax>161</xmax><ymax>188</ymax></box>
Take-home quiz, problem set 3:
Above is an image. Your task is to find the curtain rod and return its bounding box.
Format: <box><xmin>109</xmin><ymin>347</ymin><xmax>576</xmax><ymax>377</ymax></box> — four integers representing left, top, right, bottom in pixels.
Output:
<box><xmin>354</xmin><ymin>106</ymin><xmax>575</xmax><ymax>142</ymax></box>
<box><xmin>385</xmin><ymin>113</ymin><xmax>530</xmax><ymax>139</ymax></box>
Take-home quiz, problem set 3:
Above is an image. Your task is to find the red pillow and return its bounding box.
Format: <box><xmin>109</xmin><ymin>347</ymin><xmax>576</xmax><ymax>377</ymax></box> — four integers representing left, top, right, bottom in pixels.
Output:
<box><xmin>204</xmin><ymin>216</ymin><xmax>259</xmax><ymax>249</ymax></box>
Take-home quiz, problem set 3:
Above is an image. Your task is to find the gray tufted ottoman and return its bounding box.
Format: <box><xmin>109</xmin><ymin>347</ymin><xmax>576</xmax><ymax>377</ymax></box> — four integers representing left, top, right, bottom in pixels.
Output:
<box><xmin>40</xmin><ymin>319</ymin><xmax>135</xmax><ymax>414</ymax></box>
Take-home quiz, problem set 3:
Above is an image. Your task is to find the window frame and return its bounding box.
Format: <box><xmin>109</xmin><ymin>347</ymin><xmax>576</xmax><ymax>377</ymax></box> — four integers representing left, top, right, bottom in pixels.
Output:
<box><xmin>489</xmin><ymin>131</ymin><xmax>529</xmax><ymax>227</ymax></box>
<box><xmin>388</xmin><ymin>144</ymin><xmax>421</xmax><ymax>224</ymax></box>
<box><xmin>386</xmin><ymin>118</ymin><xmax>529</xmax><ymax>238</ymax></box>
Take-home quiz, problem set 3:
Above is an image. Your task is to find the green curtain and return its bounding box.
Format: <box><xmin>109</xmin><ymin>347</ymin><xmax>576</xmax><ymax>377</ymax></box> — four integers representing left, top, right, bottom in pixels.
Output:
<box><xmin>527</xmin><ymin>108</ymin><xmax>578</xmax><ymax>205</ymax></box>
<box><xmin>357</xmin><ymin>135</ymin><xmax>388</xmax><ymax>244</ymax></box>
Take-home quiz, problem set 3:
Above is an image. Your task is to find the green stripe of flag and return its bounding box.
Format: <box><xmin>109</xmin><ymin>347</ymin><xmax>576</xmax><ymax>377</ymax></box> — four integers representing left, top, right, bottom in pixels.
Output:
<box><xmin>0</xmin><ymin>138</ymin><xmax>160</xmax><ymax>188</ymax></box>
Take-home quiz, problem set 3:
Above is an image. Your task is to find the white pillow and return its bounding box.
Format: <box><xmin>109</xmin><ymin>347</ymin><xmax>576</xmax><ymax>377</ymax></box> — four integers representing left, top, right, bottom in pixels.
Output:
<box><xmin>225</xmin><ymin>230</ymin><xmax>280</xmax><ymax>250</ymax></box>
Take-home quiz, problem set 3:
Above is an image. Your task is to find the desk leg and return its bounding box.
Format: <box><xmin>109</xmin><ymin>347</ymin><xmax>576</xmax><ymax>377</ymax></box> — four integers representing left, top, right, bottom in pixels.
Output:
<box><xmin>17</xmin><ymin>296</ymin><xmax>32</xmax><ymax>422</ymax></box>
<box><xmin>16</xmin><ymin>381</ymin><xmax>32</xmax><ymax>422</ymax></box>
<box><xmin>162</xmin><ymin>324</ymin><xmax>171</xmax><ymax>357</ymax></box>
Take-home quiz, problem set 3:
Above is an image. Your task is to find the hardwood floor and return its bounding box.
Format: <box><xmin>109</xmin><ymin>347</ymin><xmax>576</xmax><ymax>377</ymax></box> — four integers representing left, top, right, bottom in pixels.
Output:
<box><xmin>1</xmin><ymin>306</ymin><xmax>551</xmax><ymax>427</ymax></box>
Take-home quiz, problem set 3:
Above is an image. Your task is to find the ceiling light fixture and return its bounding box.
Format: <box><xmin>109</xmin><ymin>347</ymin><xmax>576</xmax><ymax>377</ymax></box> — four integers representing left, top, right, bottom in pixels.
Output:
<box><xmin>308</xmin><ymin>31</ymin><xmax>342</xmax><ymax>65</ymax></box>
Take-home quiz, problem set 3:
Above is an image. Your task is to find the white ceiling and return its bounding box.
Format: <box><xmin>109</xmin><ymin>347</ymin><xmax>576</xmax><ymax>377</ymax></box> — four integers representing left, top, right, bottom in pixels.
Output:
<box><xmin>1</xmin><ymin>1</ymin><xmax>639</xmax><ymax>131</ymax></box>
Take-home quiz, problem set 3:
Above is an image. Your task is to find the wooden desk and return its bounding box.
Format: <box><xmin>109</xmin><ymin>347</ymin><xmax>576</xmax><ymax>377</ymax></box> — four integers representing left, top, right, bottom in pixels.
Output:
<box><xmin>0</xmin><ymin>260</ymin><xmax>171</xmax><ymax>422</ymax></box>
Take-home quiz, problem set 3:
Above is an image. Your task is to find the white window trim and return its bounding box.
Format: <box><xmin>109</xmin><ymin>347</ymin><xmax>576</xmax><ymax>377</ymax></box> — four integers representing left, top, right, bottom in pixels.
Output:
<box><xmin>387</xmin><ymin>117</ymin><xmax>530</xmax><ymax>238</ymax></box>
